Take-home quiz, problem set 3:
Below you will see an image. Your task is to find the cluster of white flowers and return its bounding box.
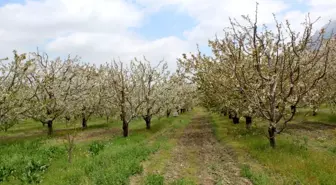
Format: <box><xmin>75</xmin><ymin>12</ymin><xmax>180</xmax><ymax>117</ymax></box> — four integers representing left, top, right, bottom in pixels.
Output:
<box><xmin>178</xmin><ymin>10</ymin><xmax>335</xmax><ymax>147</ymax></box>
<box><xmin>0</xmin><ymin>52</ymin><xmax>195</xmax><ymax>136</ymax></box>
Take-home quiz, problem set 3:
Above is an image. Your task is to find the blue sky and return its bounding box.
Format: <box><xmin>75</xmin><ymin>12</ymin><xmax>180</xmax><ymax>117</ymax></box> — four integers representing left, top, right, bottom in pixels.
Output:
<box><xmin>0</xmin><ymin>0</ymin><xmax>335</xmax><ymax>69</ymax></box>
<box><xmin>0</xmin><ymin>0</ymin><xmax>23</xmax><ymax>6</ymax></box>
<box><xmin>132</xmin><ymin>4</ymin><xmax>197</xmax><ymax>41</ymax></box>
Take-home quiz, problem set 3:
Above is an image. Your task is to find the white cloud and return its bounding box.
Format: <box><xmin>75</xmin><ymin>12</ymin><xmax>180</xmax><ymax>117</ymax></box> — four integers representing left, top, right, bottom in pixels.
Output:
<box><xmin>136</xmin><ymin>0</ymin><xmax>289</xmax><ymax>45</ymax></box>
<box><xmin>46</xmin><ymin>31</ymin><xmax>192</xmax><ymax>70</ymax></box>
<box><xmin>0</xmin><ymin>0</ymin><xmax>336</xmax><ymax>71</ymax></box>
<box><xmin>309</xmin><ymin>0</ymin><xmax>336</xmax><ymax>7</ymax></box>
<box><xmin>0</xmin><ymin>0</ymin><xmax>195</xmax><ymax>69</ymax></box>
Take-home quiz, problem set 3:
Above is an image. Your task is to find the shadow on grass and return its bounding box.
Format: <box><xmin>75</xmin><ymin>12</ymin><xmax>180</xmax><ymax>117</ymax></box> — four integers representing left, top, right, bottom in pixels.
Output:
<box><xmin>288</xmin><ymin>121</ymin><xmax>336</xmax><ymax>131</ymax></box>
<box><xmin>0</xmin><ymin>122</ymin><xmax>113</xmax><ymax>144</ymax></box>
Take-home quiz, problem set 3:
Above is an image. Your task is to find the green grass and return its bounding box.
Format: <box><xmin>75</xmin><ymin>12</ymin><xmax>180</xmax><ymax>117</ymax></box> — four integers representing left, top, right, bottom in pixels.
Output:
<box><xmin>170</xmin><ymin>178</ymin><xmax>197</xmax><ymax>185</ymax></box>
<box><xmin>211</xmin><ymin>109</ymin><xmax>336</xmax><ymax>185</ymax></box>
<box><xmin>0</xmin><ymin>139</ymin><xmax>65</xmax><ymax>184</ymax></box>
<box><xmin>240</xmin><ymin>164</ymin><xmax>270</xmax><ymax>185</ymax></box>
<box><xmin>6</xmin><ymin>107</ymin><xmax>336</xmax><ymax>185</ymax></box>
<box><xmin>143</xmin><ymin>175</ymin><xmax>196</xmax><ymax>185</ymax></box>
<box><xmin>144</xmin><ymin>174</ymin><xmax>164</xmax><ymax>185</ymax></box>
<box><xmin>0</xmin><ymin>113</ymin><xmax>192</xmax><ymax>185</ymax></box>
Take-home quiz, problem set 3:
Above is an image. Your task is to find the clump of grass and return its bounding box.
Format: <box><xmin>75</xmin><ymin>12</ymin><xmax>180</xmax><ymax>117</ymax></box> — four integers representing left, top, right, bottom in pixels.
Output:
<box><xmin>328</xmin><ymin>147</ymin><xmax>336</xmax><ymax>154</ymax></box>
<box><xmin>240</xmin><ymin>164</ymin><xmax>270</xmax><ymax>185</ymax></box>
<box><xmin>170</xmin><ymin>178</ymin><xmax>196</xmax><ymax>185</ymax></box>
<box><xmin>144</xmin><ymin>173</ymin><xmax>164</xmax><ymax>185</ymax></box>
<box><xmin>88</xmin><ymin>141</ymin><xmax>105</xmax><ymax>156</ymax></box>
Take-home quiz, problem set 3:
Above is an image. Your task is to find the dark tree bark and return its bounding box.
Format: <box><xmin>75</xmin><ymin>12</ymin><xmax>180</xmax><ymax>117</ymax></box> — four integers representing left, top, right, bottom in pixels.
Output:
<box><xmin>65</xmin><ymin>116</ymin><xmax>71</xmax><ymax>122</ymax></box>
<box><xmin>312</xmin><ymin>108</ymin><xmax>318</xmax><ymax>116</ymax></box>
<box><xmin>312</xmin><ymin>110</ymin><xmax>317</xmax><ymax>116</ymax></box>
<box><xmin>245</xmin><ymin>116</ymin><xmax>252</xmax><ymax>129</ymax></box>
<box><xmin>144</xmin><ymin>115</ymin><xmax>152</xmax><ymax>129</ymax></box>
<box><xmin>47</xmin><ymin>120</ymin><xmax>53</xmax><ymax>135</ymax></box>
<box><xmin>122</xmin><ymin>120</ymin><xmax>128</xmax><ymax>137</ymax></box>
<box><xmin>120</xmin><ymin>77</ymin><xmax>129</xmax><ymax>137</ymax></box>
<box><xmin>268</xmin><ymin>125</ymin><xmax>277</xmax><ymax>148</ymax></box>
<box><xmin>82</xmin><ymin>116</ymin><xmax>87</xmax><ymax>129</ymax></box>
<box><xmin>232</xmin><ymin>116</ymin><xmax>239</xmax><ymax>124</ymax></box>
<box><xmin>166</xmin><ymin>109</ymin><xmax>171</xmax><ymax>117</ymax></box>
<box><xmin>228</xmin><ymin>112</ymin><xmax>233</xmax><ymax>119</ymax></box>
<box><xmin>290</xmin><ymin>105</ymin><xmax>296</xmax><ymax>114</ymax></box>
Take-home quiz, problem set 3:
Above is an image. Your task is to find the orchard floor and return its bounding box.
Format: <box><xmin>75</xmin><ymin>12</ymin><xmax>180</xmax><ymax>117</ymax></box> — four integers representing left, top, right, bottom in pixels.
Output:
<box><xmin>131</xmin><ymin>110</ymin><xmax>251</xmax><ymax>185</ymax></box>
<box><xmin>1</xmin><ymin>108</ymin><xmax>336</xmax><ymax>185</ymax></box>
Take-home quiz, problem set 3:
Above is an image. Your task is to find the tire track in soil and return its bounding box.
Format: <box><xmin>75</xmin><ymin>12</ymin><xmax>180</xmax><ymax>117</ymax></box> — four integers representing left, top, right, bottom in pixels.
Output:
<box><xmin>162</xmin><ymin>114</ymin><xmax>251</xmax><ymax>185</ymax></box>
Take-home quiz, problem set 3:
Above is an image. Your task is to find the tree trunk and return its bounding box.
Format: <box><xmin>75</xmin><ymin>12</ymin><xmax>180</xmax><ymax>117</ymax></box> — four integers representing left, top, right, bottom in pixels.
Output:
<box><xmin>82</xmin><ymin>117</ymin><xmax>87</xmax><ymax>129</ymax></box>
<box><xmin>222</xmin><ymin>110</ymin><xmax>227</xmax><ymax>116</ymax></box>
<box><xmin>268</xmin><ymin>125</ymin><xmax>276</xmax><ymax>148</ymax></box>
<box><xmin>122</xmin><ymin>120</ymin><xmax>128</xmax><ymax>137</ymax></box>
<box><xmin>228</xmin><ymin>112</ymin><xmax>233</xmax><ymax>119</ymax></box>
<box><xmin>290</xmin><ymin>105</ymin><xmax>296</xmax><ymax>114</ymax></box>
<box><xmin>232</xmin><ymin>116</ymin><xmax>239</xmax><ymax>124</ymax></box>
<box><xmin>144</xmin><ymin>116</ymin><xmax>151</xmax><ymax>129</ymax></box>
<box><xmin>245</xmin><ymin>116</ymin><xmax>252</xmax><ymax>129</ymax></box>
<box><xmin>47</xmin><ymin>120</ymin><xmax>53</xmax><ymax>135</ymax></box>
<box><xmin>166</xmin><ymin>110</ymin><xmax>171</xmax><ymax>117</ymax></box>
<box><xmin>106</xmin><ymin>115</ymin><xmax>109</xmax><ymax>124</ymax></box>
<box><xmin>312</xmin><ymin>108</ymin><xmax>318</xmax><ymax>116</ymax></box>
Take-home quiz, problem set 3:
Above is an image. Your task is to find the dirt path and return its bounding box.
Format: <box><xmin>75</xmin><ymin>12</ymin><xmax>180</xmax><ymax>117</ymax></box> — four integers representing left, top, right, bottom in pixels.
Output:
<box><xmin>132</xmin><ymin>113</ymin><xmax>251</xmax><ymax>185</ymax></box>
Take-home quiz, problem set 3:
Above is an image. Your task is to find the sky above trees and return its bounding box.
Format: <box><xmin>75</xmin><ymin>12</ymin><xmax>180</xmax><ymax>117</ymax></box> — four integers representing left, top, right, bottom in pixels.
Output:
<box><xmin>0</xmin><ymin>0</ymin><xmax>335</xmax><ymax>70</ymax></box>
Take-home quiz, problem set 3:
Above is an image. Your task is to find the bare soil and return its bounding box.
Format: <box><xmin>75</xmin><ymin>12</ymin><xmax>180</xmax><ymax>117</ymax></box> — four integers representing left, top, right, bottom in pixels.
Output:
<box><xmin>132</xmin><ymin>113</ymin><xmax>251</xmax><ymax>185</ymax></box>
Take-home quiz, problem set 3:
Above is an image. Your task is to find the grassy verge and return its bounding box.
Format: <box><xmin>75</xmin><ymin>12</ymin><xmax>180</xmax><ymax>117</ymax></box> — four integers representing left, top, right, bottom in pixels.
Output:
<box><xmin>0</xmin><ymin>113</ymin><xmax>192</xmax><ymax>185</ymax></box>
<box><xmin>210</xmin><ymin>110</ymin><xmax>336</xmax><ymax>185</ymax></box>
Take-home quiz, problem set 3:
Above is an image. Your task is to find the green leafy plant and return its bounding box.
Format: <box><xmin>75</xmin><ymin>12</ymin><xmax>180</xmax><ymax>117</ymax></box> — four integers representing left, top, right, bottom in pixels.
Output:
<box><xmin>88</xmin><ymin>141</ymin><xmax>105</xmax><ymax>156</ymax></box>
<box><xmin>18</xmin><ymin>159</ymin><xmax>49</xmax><ymax>184</ymax></box>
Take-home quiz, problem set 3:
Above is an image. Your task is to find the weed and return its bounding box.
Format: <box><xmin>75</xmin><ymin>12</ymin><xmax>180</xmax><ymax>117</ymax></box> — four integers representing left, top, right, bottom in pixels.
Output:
<box><xmin>88</xmin><ymin>141</ymin><xmax>105</xmax><ymax>156</ymax></box>
<box><xmin>240</xmin><ymin>164</ymin><xmax>270</xmax><ymax>185</ymax></box>
<box><xmin>18</xmin><ymin>159</ymin><xmax>49</xmax><ymax>184</ymax></box>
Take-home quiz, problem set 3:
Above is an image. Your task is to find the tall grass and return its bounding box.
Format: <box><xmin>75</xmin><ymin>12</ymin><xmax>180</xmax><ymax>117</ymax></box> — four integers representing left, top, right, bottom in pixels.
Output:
<box><xmin>0</xmin><ymin>113</ymin><xmax>192</xmax><ymax>185</ymax></box>
<box><xmin>0</xmin><ymin>139</ymin><xmax>65</xmax><ymax>184</ymax></box>
<box><xmin>211</xmin><ymin>112</ymin><xmax>336</xmax><ymax>185</ymax></box>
